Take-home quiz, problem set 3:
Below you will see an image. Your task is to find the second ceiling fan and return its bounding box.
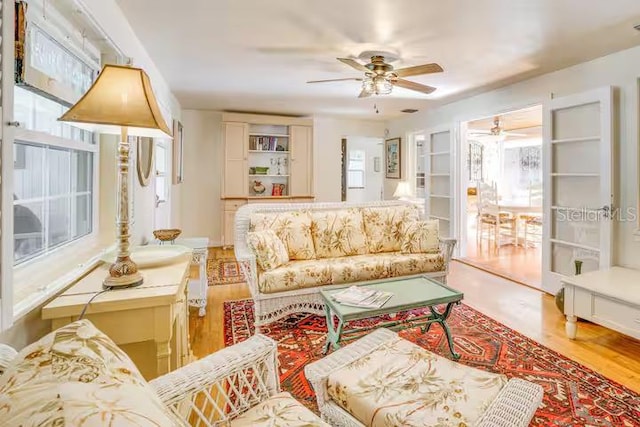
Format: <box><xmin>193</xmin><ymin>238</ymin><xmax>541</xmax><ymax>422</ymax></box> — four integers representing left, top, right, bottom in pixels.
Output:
<box><xmin>308</xmin><ymin>55</ymin><xmax>443</xmax><ymax>98</ymax></box>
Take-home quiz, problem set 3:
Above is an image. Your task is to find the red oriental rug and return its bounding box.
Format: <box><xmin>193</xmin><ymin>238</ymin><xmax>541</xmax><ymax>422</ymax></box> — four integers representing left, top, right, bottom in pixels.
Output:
<box><xmin>224</xmin><ymin>299</ymin><xmax>640</xmax><ymax>426</ymax></box>
<box><xmin>207</xmin><ymin>258</ymin><xmax>247</xmax><ymax>286</ymax></box>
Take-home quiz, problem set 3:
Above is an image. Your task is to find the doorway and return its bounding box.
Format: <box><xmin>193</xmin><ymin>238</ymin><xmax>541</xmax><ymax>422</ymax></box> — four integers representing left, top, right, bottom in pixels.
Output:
<box><xmin>459</xmin><ymin>105</ymin><xmax>543</xmax><ymax>288</ymax></box>
<box><xmin>342</xmin><ymin>136</ymin><xmax>384</xmax><ymax>203</ymax></box>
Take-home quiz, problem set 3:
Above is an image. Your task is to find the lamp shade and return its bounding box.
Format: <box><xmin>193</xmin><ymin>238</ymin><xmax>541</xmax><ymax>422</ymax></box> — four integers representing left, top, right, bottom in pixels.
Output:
<box><xmin>393</xmin><ymin>181</ymin><xmax>413</xmax><ymax>199</ymax></box>
<box><xmin>58</xmin><ymin>64</ymin><xmax>172</xmax><ymax>138</ymax></box>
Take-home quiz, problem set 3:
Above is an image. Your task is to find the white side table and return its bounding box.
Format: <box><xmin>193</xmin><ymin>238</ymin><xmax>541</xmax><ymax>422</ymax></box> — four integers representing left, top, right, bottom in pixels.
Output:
<box><xmin>174</xmin><ymin>237</ymin><xmax>209</xmax><ymax>317</ymax></box>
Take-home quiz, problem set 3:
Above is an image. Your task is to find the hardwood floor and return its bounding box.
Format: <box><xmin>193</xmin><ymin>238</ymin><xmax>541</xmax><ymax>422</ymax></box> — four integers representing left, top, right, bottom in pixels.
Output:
<box><xmin>189</xmin><ymin>248</ymin><xmax>640</xmax><ymax>394</ymax></box>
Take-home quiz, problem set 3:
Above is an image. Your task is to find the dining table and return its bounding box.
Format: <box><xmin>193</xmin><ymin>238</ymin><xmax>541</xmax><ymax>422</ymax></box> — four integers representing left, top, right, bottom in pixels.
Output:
<box><xmin>495</xmin><ymin>199</ymin><xmax>543</xmax><ymax>246</ymax></box>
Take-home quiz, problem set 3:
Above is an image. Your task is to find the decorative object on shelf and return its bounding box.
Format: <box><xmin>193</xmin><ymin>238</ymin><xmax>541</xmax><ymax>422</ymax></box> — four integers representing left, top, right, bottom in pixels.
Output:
<box><xmin>271</xmin><ymin>183</ymin><xmax>285</xmax><ymax>196</ymax></box>
<box><xmin>252</xmin><ymin>180</ymin><xmax>266</xmax><ymax>194</ymax></box>
<box><xmin>172</xmin><ymin>119</ymin><xmax>184</xmax><ymax>184</ymax></box>
<box><xmin>136</xmin><ymin>136</ymin><xmax>154</xmax><ymax>186</ymax></box>
<box><xmin>153</xmin><ymin>228</ymin><xmax>182</xmax><ymax>243</ymax></box>
<box><xmin>254</xmin><ymin>166</ymin><xmax>269</xmax><ymax>175</ymax></box>
<box><xmin>385</xmin><ymin>137</ymin><xmax>401</xmax><ymax>179</ymax></box>
<box><xmin>270</xmin><ymin>157</ymin><xmax>288</xmax><ymax>175</ymax></box>
<box><xmin>393</xmin><ymin>181</ymin><xmax>413</xmax><ymax>200</ymax></box>
<box><xmin>276</xmin><ymin>144</ymin><xmax>285</xmax><ymax>151</ymax></box>
<box><xmin>59</xmin><ymin>64</ymin><xmax>172</xmax><ymax>289</ymax></box>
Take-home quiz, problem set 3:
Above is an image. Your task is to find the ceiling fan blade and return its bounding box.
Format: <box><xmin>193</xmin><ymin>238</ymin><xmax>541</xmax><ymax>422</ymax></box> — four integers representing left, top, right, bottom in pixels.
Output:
<box><xmin>358</xmin><ymin>88</ymin><xmax>371</xmax><ymax>98</ymax></box>
<box><xmin>307</xmin><ymin>78</ymin><xmax>363</xmax><ymax>83</ymax></box>
<box><xmin>392</xmin><ymin>78</ymin><xmax>437</xmax><ymax>95</ymax></box>
<box><xmin>504</xmin><ymin>132</ymin><xmax>528</xmax><ymax>137</ymax></box>
<box><xmin>337</xmin><ymin>57</ymin><xmax>368</xmax><ymax>72</ymax></box>
<box><xmin>393</xmin><ymin>63</ymin><xmax>443</xmax><ymax>78</ymax></box>
<box><xmin>468</xmin><ymin>129</ymin><xmax>492</xmax><ymax>134</ymax></box>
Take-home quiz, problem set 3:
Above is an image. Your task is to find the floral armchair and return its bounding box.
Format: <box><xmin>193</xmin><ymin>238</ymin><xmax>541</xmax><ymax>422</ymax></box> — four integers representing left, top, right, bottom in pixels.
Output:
<box><xmin>0</xmin><ymin>320</ymin><xmax>327</xmax><ymax>426</ymax></box>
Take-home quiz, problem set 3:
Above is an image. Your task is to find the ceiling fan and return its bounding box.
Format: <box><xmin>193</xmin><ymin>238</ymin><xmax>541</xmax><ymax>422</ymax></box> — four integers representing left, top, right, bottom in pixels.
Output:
<box><xmin>468</xmin><ymin>116</ymin><xmax>527</xmax><ymax>140</ymax></box>
<box><xmin>307</xmin><ymin>55</ymin><xmax>443</xmax><ymax>98</ymax></box>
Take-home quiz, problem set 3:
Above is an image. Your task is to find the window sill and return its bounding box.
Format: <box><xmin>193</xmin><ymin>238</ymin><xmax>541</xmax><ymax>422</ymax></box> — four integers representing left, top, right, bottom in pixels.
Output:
<box><xmin>13</xmin><ymin>234</ymin><xmax>115</xmax><ymax>320</ymax></box>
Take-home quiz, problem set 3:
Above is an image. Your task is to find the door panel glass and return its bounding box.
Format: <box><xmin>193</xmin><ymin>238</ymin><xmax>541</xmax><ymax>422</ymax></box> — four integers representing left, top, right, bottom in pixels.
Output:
<box><xmin>551</xmin><ymin>242</ymin><xmax>599</xmax><ymax>276</ymax></box>
<box><xmin>430</xmin><ymin>176</ymin><xmax>450</xmax><ymax>195</ymax></box>
<box><xmin>439</xmin><ymin>219</ymin><xmax>450</xmax><ymax>238</ymax></box>
<box><xmin>551</xmin><ymin>210</ymin><xmax>600</xmax><ymax>248</ymax></box>
<box><xmin>552</xmin><ymin>139</ymin><xmax>599</xmax><ymax>174</ymax></box>
<box><xmin>552</xmin><ymin>102</ymin><xmax>600</xmax><ymax>139</ymax></box>
<box><xmin>552</xmin><ymin>176</ymin><xmax>600</xmax><ymax>207</ymax></box>
<box><xmin>430</xmin><ymin>132</ymin><xmax>449</xmax><ymax>152</ymax></box>
<box><xmin>431</xmin><ymin>154</ymin><xmax>449</xmax><ymax>174</ymax></box>
<box><xmin>429</xmin><ymin>197</ymin><xmax>450</xmax><ymax>219</ymax></box>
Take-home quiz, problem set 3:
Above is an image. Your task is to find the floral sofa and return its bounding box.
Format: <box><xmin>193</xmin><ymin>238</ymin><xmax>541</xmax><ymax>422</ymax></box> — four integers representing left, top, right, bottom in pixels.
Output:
<box><xmin>235</xmin><ymin>200</ymin><xmax>456</xmax><ymax>331</ymax></box>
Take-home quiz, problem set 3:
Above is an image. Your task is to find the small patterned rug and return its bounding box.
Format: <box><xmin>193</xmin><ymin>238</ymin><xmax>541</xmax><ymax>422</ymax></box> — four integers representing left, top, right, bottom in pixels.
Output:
<box><xmin>224</xmin><ymin>299</ymin><xmax>640</xmax><ymax>426</ymax></box>
<box><xmin>207</xmin><ymin>258</ymin><xmax>247</xmax><ymax>286</ymax></box>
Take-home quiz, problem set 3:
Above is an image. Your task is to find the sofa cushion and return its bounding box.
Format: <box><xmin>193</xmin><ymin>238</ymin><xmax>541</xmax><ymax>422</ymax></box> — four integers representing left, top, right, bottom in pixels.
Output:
<box><xmin>259</xmin><ymin>259</ymin><xmax>333</xmax><ymax>294</ymax></box>
<box><xmin>311</xmin><ymin>208</ymin><xmax>367</xmax><ymax>258</ymax></box>
<box><xmin>247</xmin><ymin>229</ymin><xmax>290</xmax><ymax>271</ymax></box>
<box><xmin>377</xmin><ymin>252</ymin><xmax>445</xmax><ymax>275</ymax></box>
<box><xmin>401</xmin><ymin>219</ymin><xmax>440</xmax><ymax>254</ymax></box>
<box><xmin>0</xmin><ymin>319</ymin><xmax>186</xmax><ymax>426</ymax></box>
<box><xmin>250</xmin><ymin>211</ymin><xmax>316</xmax><ymax>260</ymax></box>
<box><xmin>230</xmin><ymin>391</ymin><xmax>330</xmax><ymax>426</ymax></box>
<box><xmin>330</xmin><ymin>254</ymin><xmax>391</xmax><ymax>285</ymax></box>
<box><xmin>362</xmin><ymin>205</ymin><xmax>420</xmax><ymax>253</ymax></box>
<box><xmin>326</xmin><ymin>336</ymin><xmax>507</xmax><ymax>427</ymax></box>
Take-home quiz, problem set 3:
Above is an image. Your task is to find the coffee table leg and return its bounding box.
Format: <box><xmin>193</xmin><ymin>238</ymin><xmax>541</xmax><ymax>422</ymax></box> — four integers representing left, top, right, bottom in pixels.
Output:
<box><xmin>428</xmin><ymin>302</ymin><xmax>461</xmax><ymax>360</ymax></box>
<box><xmin>323</xmin><ymin>305</ymin><xmax>343</xmax><ymax>354</ymax></box>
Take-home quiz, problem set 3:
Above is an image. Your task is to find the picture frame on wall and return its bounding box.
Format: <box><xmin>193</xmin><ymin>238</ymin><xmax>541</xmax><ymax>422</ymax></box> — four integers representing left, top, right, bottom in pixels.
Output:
<box><xmin>172</xmin><ymin>119</ymin><xmax>184</xmax><ymax>184</ymax></box>
<box><xmin>385</xmin><ymin>137</ymin><xmax>401</xmax><ymax>179</ymax></box>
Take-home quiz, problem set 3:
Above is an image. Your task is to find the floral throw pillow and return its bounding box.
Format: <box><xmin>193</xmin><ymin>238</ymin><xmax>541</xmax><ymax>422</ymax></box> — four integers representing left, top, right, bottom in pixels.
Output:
<box><xmin>247</xmin><ymin>229</ymin><xmax>290</xmax><ymax>271</ymax></box>
<box><xmin>401</xmin><ymin>220</ymin><xmax>440</xmax><ymax>254</ymax></box>
<box><xmin>311</xmin><ymin>209</ymin><xmax>367</xmax><ymax>258</ymax></box>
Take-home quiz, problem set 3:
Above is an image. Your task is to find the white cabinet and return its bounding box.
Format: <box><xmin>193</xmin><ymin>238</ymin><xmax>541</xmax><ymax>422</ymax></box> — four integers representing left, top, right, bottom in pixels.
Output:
<box><xmin>290</xmin><ymin>125</ymin><xmax>313</xmax><ymax>197</ymax></box>
<box><xmin>220</xmin><ymin>114</ymin><xmax>314</xmax><ymax>247</ymax></box>
<box><xmin>222</xmin><ymin>122</ymin><xmax>248</xmax><ymax>197</ymax></box>
<box><xmin>563</xmin><ymin>267</ymin><xmax>640</xmax><ymax>340</ymax></box>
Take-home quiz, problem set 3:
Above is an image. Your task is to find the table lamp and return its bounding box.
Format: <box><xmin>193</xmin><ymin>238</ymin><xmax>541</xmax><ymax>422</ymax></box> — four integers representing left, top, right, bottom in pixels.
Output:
<box><xmin>393</xmin><ymin>181</ymin><xmax>413</xmax><ymax>200</ymax></box>
<box><xmin>59</xmin><ymin>64</ymin><xmax>172</xmax><ymax>288</ymax></box>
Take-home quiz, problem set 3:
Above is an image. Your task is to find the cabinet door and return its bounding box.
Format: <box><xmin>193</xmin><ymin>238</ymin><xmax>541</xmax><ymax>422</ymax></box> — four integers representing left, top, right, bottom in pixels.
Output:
<box><xmin>290</xmin><ymin>125</ymin><xmax>313</xmax><ymax>196</ymax></box>
<box><xmin>223</xmin><ymin>210</ymin><xmax>237</xmax><ymax>247</ymax></box>
<box><xmin>223</xmin><ymin>122</ymin><xmax>248</xmax><ymax>197</ymax></box>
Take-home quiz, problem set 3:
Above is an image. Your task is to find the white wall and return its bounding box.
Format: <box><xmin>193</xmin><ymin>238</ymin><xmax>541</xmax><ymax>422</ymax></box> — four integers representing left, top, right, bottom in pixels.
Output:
<box><xmin>179</xmin><ymin>110</ymin><xmax>223</xmax><ymax>245</ymax></box>
<box><xmin>388</xmin><ymin>44</ymin><xmax>640</xmax><ymax>270</ymax></box>
<box><xmin>346</xmin><ymin>137</ymin><xmax>384</xmax><ymax>203</ymax></box>
<box><xmin>313</xmin><ymin>117</ymin><xmax>387</xmax><ymax>202</ymax></box>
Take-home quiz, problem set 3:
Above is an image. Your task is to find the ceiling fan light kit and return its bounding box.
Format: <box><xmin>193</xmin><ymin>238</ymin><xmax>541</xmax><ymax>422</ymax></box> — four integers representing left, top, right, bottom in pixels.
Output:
<box><xmin>308</xmin><ymin>54</ymin><xmax>443</xmax><ymax>97</ymax></box>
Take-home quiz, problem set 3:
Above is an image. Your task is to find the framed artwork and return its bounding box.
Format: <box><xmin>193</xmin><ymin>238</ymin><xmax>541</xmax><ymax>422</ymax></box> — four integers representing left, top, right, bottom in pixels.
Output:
<box><xmin>385</xmin><ymin>137</ymin><xmax>401</xmax><ymax>179</ymax></box>
<box><xmin>172</xmin><ymin>119</ymin><xmax>184</xmax><ymax>184</ymax></box>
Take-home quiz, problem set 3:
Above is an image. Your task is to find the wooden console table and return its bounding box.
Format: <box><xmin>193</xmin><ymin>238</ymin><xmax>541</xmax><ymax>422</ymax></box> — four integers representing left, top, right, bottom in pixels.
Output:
<box><xmin>42</xmin><ymin>256</ymin><xmax>193</xmax><ymax>380</ymax></box>
<box><xmin>563</xmin><ymin>267</ymin><xmax>640</xmax><ymax>340</ymax></box>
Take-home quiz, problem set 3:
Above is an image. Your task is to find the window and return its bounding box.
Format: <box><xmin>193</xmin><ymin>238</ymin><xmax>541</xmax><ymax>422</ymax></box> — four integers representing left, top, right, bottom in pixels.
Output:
<box><xmin>347</xmin><ymin>150</ymin><xmax>365</xmax><ymax>189</ymax></box>
<box><xmin>13</xmin><ymin>87</ymin><xmax>97</xmax><ymax>265</ymax></box>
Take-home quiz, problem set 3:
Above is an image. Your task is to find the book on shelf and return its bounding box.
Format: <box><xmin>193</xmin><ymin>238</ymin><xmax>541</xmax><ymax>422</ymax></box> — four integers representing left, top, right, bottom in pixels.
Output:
<box><xmin>331</xmin><ymin>286</ymin><xmax>393</xmax><ymax>309</ymax></box>
<box><xmin>249</xmin><ymin>136</ymin><xmax>283</xmax><ymax>151</ymax></box>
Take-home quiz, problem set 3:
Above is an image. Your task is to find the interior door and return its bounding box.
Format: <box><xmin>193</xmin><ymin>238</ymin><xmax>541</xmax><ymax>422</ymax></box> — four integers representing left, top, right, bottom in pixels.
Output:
<box><xmin>542</xmin><ymin>87</ymin><xmax>613</xmax><ymax>294</ymax></box>
<box><xmin>424</xmin><ymin>126</ymin><xmax>456</xmax><ymax>240</ymax></box>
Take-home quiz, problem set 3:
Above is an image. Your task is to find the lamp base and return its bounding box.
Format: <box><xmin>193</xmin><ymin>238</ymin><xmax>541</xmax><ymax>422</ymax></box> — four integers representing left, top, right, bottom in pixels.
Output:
<box><xmin>103</xmin><ymin>257</ymin><xmax>144</xmax><ymax>289</ymax></box>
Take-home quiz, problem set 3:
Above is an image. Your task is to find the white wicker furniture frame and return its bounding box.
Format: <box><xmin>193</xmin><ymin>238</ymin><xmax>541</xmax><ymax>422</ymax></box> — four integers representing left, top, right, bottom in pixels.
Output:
<box><xmin>235</xmin><ymin>200</ymin><xmax>457</xmax><ymax>332</ymax></box>
<box><xmin>0</xmin><ymin>335</ymin><xmax>284</xmax><ymax>426</ymax></box>
<box><xmin>305</xmin><ymin>328</ymin><xmax>544</xmax><ymax>427</ymax></box>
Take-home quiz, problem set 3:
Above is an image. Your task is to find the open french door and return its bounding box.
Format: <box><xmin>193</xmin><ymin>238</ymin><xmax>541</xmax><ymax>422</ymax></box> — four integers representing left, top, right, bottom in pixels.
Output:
<box><xmin>542</xmin><ymin>87</ymin><xmax>614</xmax><ymax>294</ymax></box>
<box><xmin>424</xmin><ymin>126</ymin><xmax>456</xmax><ymax>241</ymax></box>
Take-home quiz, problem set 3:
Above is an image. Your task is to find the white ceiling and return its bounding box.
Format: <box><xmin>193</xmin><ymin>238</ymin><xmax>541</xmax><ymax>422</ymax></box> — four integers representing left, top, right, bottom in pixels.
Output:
<box><xmin>116</xmin><ymin>0</ymin><xmax>640</xmax><ymax>120</ymax></box>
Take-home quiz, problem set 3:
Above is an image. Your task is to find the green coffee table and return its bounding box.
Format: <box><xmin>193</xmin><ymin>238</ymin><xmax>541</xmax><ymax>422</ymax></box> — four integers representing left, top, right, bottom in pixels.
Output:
<box><xmin>320</xmin><ymin>276</ymin><xmax>464</xmax><ymax>359</ymax></box>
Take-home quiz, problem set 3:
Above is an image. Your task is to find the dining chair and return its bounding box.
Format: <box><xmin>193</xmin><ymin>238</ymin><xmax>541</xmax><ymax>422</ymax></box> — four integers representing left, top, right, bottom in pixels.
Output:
<box><xmin>476</xmin><ymin>182</ymin><xmax>516</xmax><ymax>251</ymax></box>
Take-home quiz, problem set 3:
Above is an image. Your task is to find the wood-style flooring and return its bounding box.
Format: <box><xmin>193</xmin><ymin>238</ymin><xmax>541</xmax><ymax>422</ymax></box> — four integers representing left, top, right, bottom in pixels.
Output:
<box><xmin>189</xmin><ymin>248</ymin><xmax>640</xmax><ymax>394</ymax></box>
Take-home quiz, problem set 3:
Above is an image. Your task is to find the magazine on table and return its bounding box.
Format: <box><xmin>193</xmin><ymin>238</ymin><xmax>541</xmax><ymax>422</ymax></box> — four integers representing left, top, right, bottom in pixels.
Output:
<box><xmin>331</xmin><ymin>286</ymin><xmax>393</xmax><ymax>309</ymax></box>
